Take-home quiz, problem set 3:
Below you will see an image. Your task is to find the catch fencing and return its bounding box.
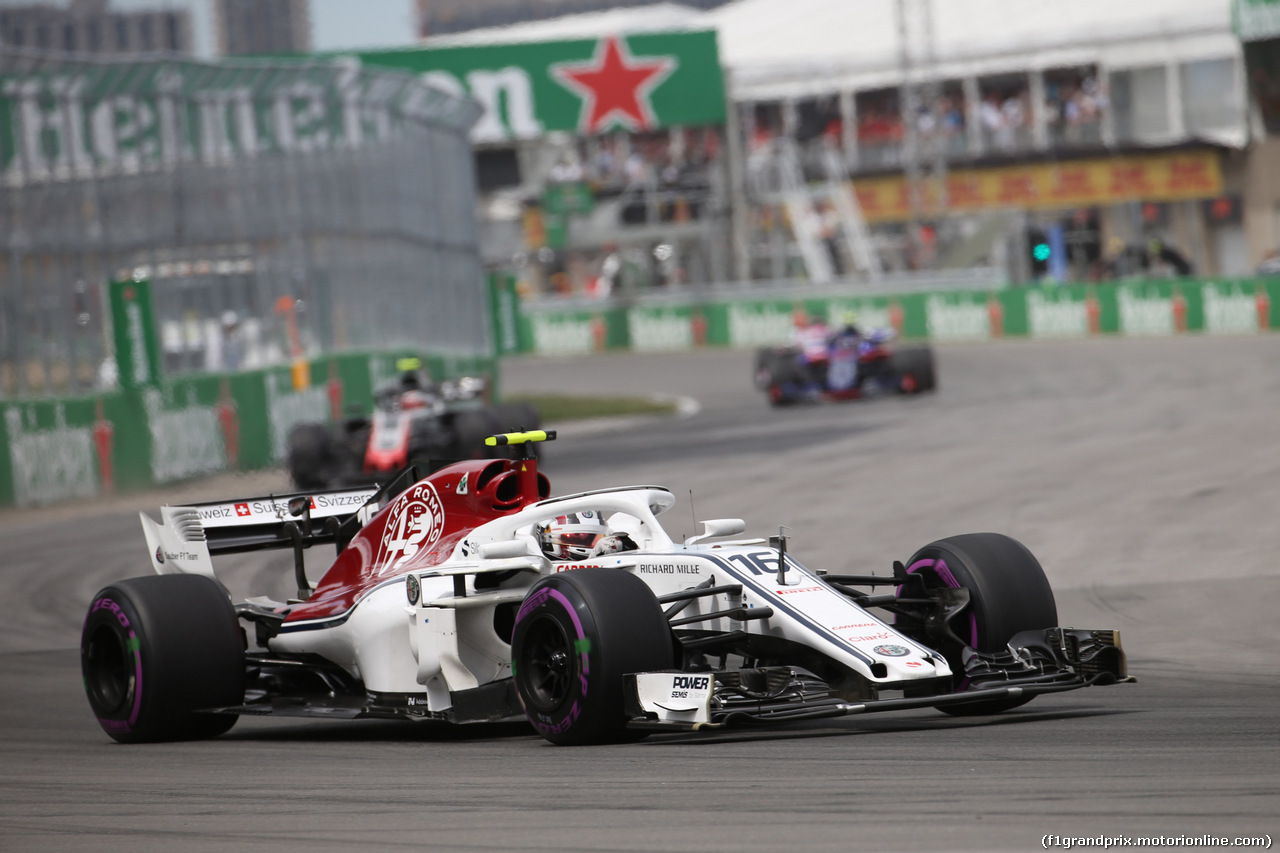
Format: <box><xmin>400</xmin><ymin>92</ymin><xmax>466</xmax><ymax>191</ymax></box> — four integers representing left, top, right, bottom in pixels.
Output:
<box><xmin>1</xmin><ymin>47</ymin><xmax>485</xmax><ymax>398</ymax></box>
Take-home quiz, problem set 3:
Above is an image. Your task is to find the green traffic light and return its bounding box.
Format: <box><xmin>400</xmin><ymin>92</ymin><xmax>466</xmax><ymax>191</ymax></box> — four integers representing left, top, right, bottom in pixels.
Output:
<box><xmin>1033</xmin><ymin>243</ymin><xmax>1051</xmax><ymax>262</ymax></box>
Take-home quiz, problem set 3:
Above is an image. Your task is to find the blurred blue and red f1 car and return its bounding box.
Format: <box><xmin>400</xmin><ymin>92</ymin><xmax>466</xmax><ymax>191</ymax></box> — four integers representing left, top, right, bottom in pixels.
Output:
<box><xmin>754</xmin><ymin>327</ymin><xmax>936</xmax><ymax>407</ymax></box>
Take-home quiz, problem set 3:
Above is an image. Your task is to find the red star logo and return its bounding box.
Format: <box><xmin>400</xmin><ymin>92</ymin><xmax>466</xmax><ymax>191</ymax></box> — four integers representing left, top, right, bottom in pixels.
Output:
<box><xmin>552</xmin><ymin>35</ymin><xmax>677</xmax><ymax>134</ymax></box>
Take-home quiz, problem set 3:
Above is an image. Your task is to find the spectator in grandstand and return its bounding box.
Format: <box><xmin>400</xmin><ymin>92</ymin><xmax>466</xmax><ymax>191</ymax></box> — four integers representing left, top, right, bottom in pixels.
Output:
<box><xmin>1080</xmin><ymin>74</ymin><xmax>1107</xmax><ymax>120</ymax></box>
<box><xmin>916</xmin><ymin>105</ymin><xmax>938</xmax><ymax>138</ymax></box>
<box><xmin>980</xmin><ymin>93</ymin><xmax>1004</xmax><ymax>147</ymax></box>
<box><xmin>220</xmin><ymin>311</ymin><xmax>245</xmax><ymax>371</ymax></box>
<box><xmin>999</xmin><ymin>92</ymin><xmax>1026</xmax><ymax>150</ymax></box>
<box><xmin>548</xmin><ymin>154</ymin><xmax>584</xmax><ymax>184</ymax></box>
<box><xmin>1046</xmin><ymin>72</ymin><xmax>1107</xmax><ymax>145</ymax></box>
<box><xmin>624</xmin><ymin>149</ymin><xmax>653</xmax><ymax>186</ymax></box>
<box><xmin>940</xmin><ymin>95</ymin><xmax>965</xmax><ymax>137</ymax></box>
<box><xmin>589</xmin><ymin>137</ymin><xmax>621</xmax><ymax>184</ymax></box>
<box><xmin>857</xmin><ymin>102</ymin><xmax>903</xmax><ymax>144</ymax></box>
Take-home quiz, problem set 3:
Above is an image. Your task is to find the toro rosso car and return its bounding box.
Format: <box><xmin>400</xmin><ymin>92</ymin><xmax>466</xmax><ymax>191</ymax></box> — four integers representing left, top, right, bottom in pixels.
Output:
<box><xmin>82</xmin><ymin>431</ymin><xmax>1130</xmax><ymax>746</ymax></box>
<box><xmin>754</xmin><ymin>328</ymin><xmax>936</xmax><ymax>406</ymax></box>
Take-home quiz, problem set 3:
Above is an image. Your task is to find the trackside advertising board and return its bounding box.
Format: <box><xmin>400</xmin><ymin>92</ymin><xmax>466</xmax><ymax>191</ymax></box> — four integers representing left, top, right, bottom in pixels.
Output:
<box><xmin>853</xmin><ymin>152</ymin><xmax>1224</xmax><ymax>223</ymax></box>
<box><xmin>108</xmin><ymin>280</ymin><xmax>161</xmax><ymax>389</ymax></box>
<box><xmin>511</xmin><ymin>278</ymin><xmax>1280</xmax><ymax>354</ymax></box>
<box><xmin>355</xmin><ymin>30</ymin><xmax>726</xmax><ymax>144</ymax></box>
<box><xmin>0</xmin><ymin>348</ymin><xmax>495</xmax><ymax>508</ymax></box>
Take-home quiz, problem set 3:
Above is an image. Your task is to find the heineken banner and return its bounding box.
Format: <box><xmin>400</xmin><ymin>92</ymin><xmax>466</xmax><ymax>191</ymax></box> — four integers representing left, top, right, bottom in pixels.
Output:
<box><xmin>0</xmin><ymin>54</ymin><xmax>479</xmax><ymax>179</ymax></box>
<box><xmin>488</xmin><ymin>272</ymin><xmax>523</xmax><ymax>358</ymax></box>
<box><xmin>513</xmin><ymin>278</ymin><xmax>1280</xmax><ymax>355</ymax></box>
<box><xmin>108</xmin><ymin>279</ymin><xmax>161</xmax><ymax>389</ymax></box>
<box><xmin>357</xmin><ymin>30</ymin><xmax>726</xmax><ymax>144</ymax></box>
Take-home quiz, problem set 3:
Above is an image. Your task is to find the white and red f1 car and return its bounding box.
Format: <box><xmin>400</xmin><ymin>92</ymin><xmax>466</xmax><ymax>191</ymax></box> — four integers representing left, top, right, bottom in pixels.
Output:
<box><xmin>81</xmin><ymin>431</ymin><xmax>1130</xmax><ymax>745</ymax></box>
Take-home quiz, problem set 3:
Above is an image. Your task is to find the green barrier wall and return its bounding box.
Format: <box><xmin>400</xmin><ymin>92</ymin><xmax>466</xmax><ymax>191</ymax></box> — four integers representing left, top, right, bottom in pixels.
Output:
<box><xmin>7</xmin><ymin>278</ymin><xmax>1274</xmax><ymax>507</ymax></box>
<box><xmin>514</xmin><ymin>278</ymin><xmax>1280</xmax><ymax>354</ymax></box>
<box><xmin>0</xmin><ymin>349</ymin><xmax>496</xmax><ymax>508</ymax></box>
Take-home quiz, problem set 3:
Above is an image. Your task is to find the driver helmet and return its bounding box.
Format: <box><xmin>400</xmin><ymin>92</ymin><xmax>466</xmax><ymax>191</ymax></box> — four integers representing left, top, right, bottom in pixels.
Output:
<box><xmin>538</xmin><ymin>512</ymin><xmax>610</xmax><ymax>561</ymax></box>
<box><xmin>589</xmin><ymin>532</ymin><xmax>638</xmax><ymax>557</ymax></box>
<box><xmin>400</xmin><ymin>388</ymin><xmax>430</xmax><ymax>410</ymax></box>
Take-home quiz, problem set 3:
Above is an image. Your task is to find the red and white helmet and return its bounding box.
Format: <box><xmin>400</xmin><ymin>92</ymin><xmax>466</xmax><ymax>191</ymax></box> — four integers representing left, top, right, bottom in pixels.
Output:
<box><xmin>538</xmin><ymin>512</ymin><xmax>610</xmax><ymax>561</ymax></box>
<box><xmin>589</xmin><ymin>532</ymin><xmax>638</xmax><ymax>557</ymax></box>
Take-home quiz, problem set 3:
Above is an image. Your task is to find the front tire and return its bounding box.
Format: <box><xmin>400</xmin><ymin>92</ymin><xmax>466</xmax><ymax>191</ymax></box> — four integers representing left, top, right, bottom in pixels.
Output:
<box><xmin>511</xmin><ymin>569</ymin><xmax>674</xmax><ymax>745</ymax></box>
<box><xmin>900</xmin><ymin>533</ymin><xmax>1056</xmax><ymax>715</ymax></box>
<box><xmin>81</xmin><ymin>574</ymin><xmax>244</xmax><ymax>743</ymax></box>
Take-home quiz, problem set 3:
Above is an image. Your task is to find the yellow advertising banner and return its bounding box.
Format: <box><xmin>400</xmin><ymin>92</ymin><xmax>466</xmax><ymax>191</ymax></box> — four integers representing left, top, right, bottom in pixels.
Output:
<box><xmin>852</xmin><ymin>151</ymin><xmax>1223</xmax><ymax>223</ymax></box>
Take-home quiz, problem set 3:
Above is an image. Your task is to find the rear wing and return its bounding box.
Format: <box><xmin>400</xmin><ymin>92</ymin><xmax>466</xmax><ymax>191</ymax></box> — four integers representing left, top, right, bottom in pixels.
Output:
<box><xmin>140</xmin><ymin>485</ymin><xmax>379</xmax><ymax>597</ymax></box>
<box><xmin>140</xmin><ymin>463</ymin><xmax>438</xmax><ymax>599</ymax></box>
<box><xmin>179</xmin><ymin>489</ymin><xmax>378</xmax><ymax>551</ymax></box>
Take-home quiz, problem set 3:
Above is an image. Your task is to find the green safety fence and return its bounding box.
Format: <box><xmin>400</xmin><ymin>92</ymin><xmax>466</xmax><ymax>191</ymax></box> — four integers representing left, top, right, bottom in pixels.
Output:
<box><xmin>507</xmin><ymin>278</ymin><xmax>1280</xmax><ymax>355</ymax></box>
<box><xmin>8</xmin><ymin>277</ymin><xmax>1275</xmax><ymax>507</ymax></box>
<box><xmin>0</xmin><ymin>349</ymin><xmax>495</xmax><ymax>508</ymax></box>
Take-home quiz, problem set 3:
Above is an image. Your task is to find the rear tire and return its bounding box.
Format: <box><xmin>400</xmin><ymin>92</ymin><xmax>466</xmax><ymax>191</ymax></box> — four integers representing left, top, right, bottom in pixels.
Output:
<box><xmin>758</xmin><ymin>348</ymin><xmax>804</xmax><ymax>406</ymax></box>
<box><xmin>891</xmin><ymin>346</ymin><xmax>936</xmax><ymax>393</ymax></box>
<box><xmin>81</xmin><ymin>574</ymin><xmax>244</xmax><ymax>743</ymax></box>
<box><xmin>512</xmin><ymin>569</ymin><xmax>674</xmax><ymax>745</ymax></box>
<box><xmin>489</xmin><ymin>401</ymin><xmax>541</xmax><ymax>458</ymax></box>
<box><xmin>492</xmin><ymin>401</ymin><xmax>540</xmax><ymax>435</ymax></box>
<box><xmin>900</xmin><ymin>533</ymin><xmax>1056</xmax><ymax>715</ymax></box>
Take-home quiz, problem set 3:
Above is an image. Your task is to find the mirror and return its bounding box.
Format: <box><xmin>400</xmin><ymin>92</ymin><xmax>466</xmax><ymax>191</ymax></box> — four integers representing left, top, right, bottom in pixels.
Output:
<box><xmin>684</xmin><ymin>518</ymin><xmax>747</xmax><ymax>545</ymax></box>
<box><xmin>480</xmin><ymin>539</ymin><xmax>536</xmax><ymax>560</ymax></box>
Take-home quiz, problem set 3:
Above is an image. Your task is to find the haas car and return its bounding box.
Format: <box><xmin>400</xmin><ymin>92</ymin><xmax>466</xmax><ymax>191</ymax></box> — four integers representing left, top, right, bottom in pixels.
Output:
<box><xmin>755</xmin><ymin>325</ymin><xmax>936</xmax><ymax>407</ymax></box>
<box><xmin>82</xmin><ymin>431</ymin><xmax>1130</xmax><ymax>746</ymax></box>
<box><xmin>285</xmin><ymin>360</ymin><xmax>538</xmax><ymax>490</ymax></box>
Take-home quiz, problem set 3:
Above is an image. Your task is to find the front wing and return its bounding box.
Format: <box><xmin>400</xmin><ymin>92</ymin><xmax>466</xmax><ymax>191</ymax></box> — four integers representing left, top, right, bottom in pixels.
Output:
<box><xmin>627</xmin><ymin>627</ymin><xmax>1132</xmax><ymax>731</ymax></box>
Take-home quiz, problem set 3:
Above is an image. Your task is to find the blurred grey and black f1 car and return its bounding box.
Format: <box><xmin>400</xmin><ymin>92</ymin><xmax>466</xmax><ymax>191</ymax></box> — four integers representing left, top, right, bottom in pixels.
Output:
<box><xmin>285</xmin><ymin>362</ymin><xmax>538</xmax><ymax>490</ymax></box>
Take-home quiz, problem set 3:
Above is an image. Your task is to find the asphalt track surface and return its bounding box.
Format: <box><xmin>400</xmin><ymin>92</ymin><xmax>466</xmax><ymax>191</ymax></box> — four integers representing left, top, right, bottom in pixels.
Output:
<box><xmin>1</xmin><ymin>336</ymin><xmax>1278</xmax><ymax>852</ymax></box>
